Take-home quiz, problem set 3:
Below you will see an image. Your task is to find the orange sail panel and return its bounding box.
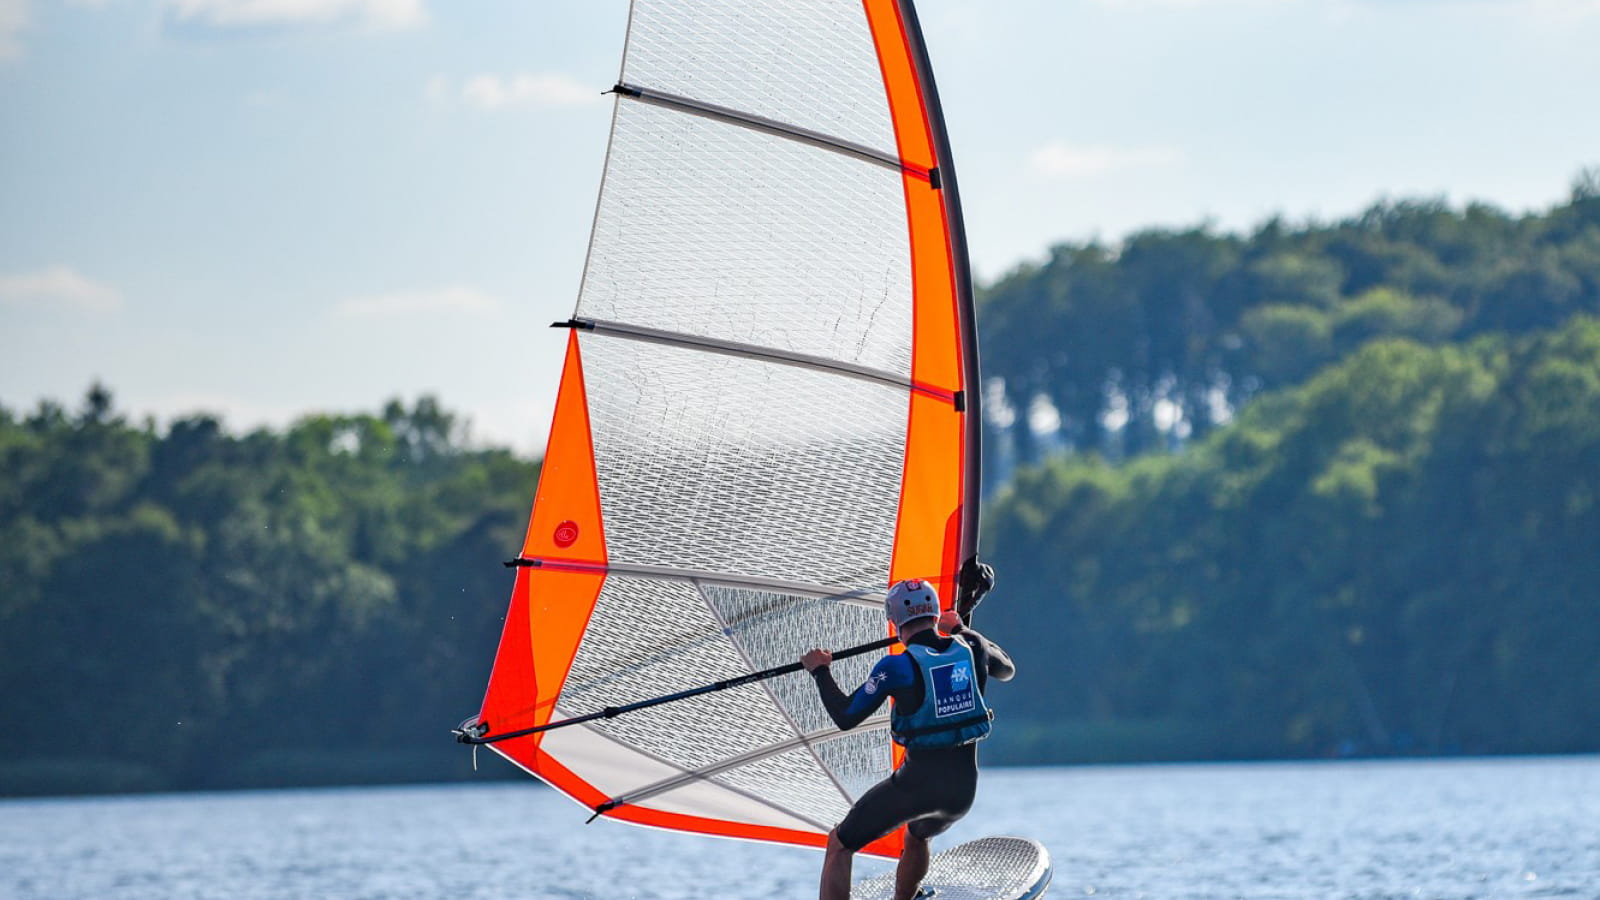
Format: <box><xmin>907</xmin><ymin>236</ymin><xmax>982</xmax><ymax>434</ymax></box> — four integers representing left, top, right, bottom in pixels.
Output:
<box><xmin>477</xmin><ymin>332</ymin><xmax>607</xmax><ymax>755</ymax></box>
<box><xmin>470</xmin><ymin>0</ymin><xmax>979</xmax><ymax>860</ymax></box>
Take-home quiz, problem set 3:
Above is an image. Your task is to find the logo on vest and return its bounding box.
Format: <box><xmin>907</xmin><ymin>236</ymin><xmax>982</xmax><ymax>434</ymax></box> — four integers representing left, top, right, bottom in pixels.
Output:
<box><xmin>930</xmin><ymin>661</ymin><xmax>976</xmax><ymax>718</ymax></box>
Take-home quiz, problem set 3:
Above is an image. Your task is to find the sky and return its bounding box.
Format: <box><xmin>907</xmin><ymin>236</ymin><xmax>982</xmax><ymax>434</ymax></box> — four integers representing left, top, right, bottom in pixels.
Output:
<box><xmin>2</xmin><ymin>0</ymin><xmax>1598</xmax><ymax>453</ymax></box>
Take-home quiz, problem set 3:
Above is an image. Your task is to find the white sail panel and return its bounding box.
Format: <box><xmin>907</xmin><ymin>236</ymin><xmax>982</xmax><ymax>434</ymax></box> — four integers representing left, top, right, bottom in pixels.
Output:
<box><xmin>699</xmin><ymin>586</ymin><xmax>888</xmax><ymax>735</ymax></box>
<box><xmin>578</xmin><ymin>101</ymin><xmax>915</xmax><ymax>375</ymax></box>
<box><xmin>538</xmin><ymin>726</ymin><xmax>826</xmax><ymax>832</ymax></box>
<box><xmin>554</xmin><ymin>576</ymin><xmax>892</xmax><ymax>828</ymax></box>
<box><xmin>814</xmin><ymin>728</ymin><xmax>904</xmax><ymax>801</ymax></box>
<box><xmin>622</xmin><ymin>0</ymin><xmax>898</xmax><ymax>155</ymax></box>
<box><xmin>583</xmin><ymin>336</ymin><xmax>908</xmax><ymax>586</ymax></box>
<box><xmin>555</xmin><ymin>578</ymin><xmax>803</xmax><ymax>771</ymax></box>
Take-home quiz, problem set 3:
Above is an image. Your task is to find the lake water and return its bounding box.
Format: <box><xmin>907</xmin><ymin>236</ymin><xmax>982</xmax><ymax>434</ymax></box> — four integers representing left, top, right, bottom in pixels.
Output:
<box><xmin>2</xmin><ymin>756</ymin><xmax>1596</xmax><ymax>899</ymax></box>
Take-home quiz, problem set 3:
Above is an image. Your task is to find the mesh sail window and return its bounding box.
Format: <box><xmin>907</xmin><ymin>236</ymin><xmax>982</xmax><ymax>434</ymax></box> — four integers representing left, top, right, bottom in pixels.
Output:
<box><xmin>470</xmin><ymin>0</ymin><xmax>980</xmax><ymax>859</ymax></box>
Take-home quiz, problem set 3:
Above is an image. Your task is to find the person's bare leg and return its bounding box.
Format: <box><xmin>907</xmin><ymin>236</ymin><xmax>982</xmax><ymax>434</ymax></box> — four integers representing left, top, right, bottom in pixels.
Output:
<box><xmin>893</xmin><ymin>831</ymin><xmax>931</xmax><ymax>900</ymax></box>
<box><xmin>820</xmin><ymin>829</ymin><xmax>853</xmax><ymax>900</ymax></box>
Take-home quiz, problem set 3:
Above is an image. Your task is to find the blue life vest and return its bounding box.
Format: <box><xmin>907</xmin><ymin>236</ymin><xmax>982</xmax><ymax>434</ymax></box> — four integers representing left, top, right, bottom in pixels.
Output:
<box><xmin>890</xmin><ymin>638</ymin><xmax>993</xmax><ymax>749</ymax></box>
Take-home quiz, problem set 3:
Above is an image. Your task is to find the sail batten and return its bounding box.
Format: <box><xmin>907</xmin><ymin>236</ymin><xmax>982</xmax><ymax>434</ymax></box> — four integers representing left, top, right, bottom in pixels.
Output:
<box><xmin>572</xmin><ymin>320</ymin><xmax>963</xmax><ymax>406</ymax></box>
<box><xmin>572</xmin><ymin>318</ymin><xmax>922</xmax><ymax>394</ymax></box>
<box><xmin>512</xmin><ymin>558</ymin><xmax>889</xmax><ymax>608</ymax></box>
<box><xmin>617</xmin><ymin>83</ymin><xmax>926</xmax><ymax>177</ymax></box>
<box><xmin>472</xmin><ymin>0</ymin><xmax>976</xmax><ymax>861</ymax></box>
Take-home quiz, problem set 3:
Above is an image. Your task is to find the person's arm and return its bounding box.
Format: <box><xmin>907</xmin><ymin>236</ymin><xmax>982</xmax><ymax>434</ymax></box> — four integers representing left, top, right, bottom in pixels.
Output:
<box><xmin>957</xmin><ymin>627</ymin><xmax>1016</xmax><ymax>683</ymax></box>
<box><xmin>802</xmin><ymin>652</ymin><xmax>907</xmax><ymax>731</ymax></box>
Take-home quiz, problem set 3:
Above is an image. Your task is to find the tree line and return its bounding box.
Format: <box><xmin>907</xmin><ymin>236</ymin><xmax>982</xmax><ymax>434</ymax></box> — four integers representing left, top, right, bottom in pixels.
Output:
<box><xmin>980</xmin><ymin>171</ymin><xmax>1600</xmax><ymax>470</ymax></box>
<box><xmin>0</xmin><ymin>395</ymin><xmax>537</xmax><ymax>793</ymax></box>
<box><xmin>972</xmin><ymin>175</ymin><xmax>1599</xmax><ymax>762</ymax></box>
<box><xmin>977</xmin><ymin>316</ymin><xmax>1600</xmax><ymax>763</ymax></box>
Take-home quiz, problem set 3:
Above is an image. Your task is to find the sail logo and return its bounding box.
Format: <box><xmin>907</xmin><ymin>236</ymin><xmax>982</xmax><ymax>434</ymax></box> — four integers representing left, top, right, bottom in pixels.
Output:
<box><xmin>930</xmin><ymin>662</ymin><xmax>976</xmax><ymax>718</ymax></box>
<box><xmin>553</xmin><ymin>520</ymin><xmax>579</xmax><ymax>548</ymax></box>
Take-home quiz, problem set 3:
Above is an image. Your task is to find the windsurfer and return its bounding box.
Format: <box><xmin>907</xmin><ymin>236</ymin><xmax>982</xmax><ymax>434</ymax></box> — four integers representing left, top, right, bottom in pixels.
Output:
<box><xmin>800</xmin><ymin>573</ymin><xmax>1013</xmax><ymax>900</ymax></box>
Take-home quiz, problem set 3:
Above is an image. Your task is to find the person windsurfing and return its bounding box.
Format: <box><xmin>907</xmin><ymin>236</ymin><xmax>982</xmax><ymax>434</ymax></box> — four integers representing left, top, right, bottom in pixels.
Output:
<box><xmin>799</xmin><ymin>565</ymin><xmax>1013</xmax><ymax>900</ymax></box>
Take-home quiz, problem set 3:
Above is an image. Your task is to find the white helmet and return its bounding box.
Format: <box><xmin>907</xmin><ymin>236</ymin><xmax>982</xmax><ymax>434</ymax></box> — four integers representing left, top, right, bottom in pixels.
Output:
<box><xmin>886</xmin><ymin>578</ymin><xmax>940</xmax><ymax>628</ymax></box>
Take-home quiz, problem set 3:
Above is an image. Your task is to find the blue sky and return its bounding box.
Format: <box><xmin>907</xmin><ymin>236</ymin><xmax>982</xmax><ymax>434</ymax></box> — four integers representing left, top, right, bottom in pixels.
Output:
<box><xmin>2</xmin><ymin>0</ymin><xmax>1597</xmax><ymax>452</ymax></box>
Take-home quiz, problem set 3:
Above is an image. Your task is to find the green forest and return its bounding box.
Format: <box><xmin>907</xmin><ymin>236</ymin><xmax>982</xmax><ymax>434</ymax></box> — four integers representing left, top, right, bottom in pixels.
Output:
<box><xmin>3</xmin><ymin>176</ymin><xmax>1598</xmax><ymax>795</ymax></box>
<box><xmin>0</xmin><ymin>398</ymin><xmax>539</xmax><ymax>793</ymax></box>
<box><xmin>974</xmin><ymin>172</ymin><xmax>1600</xmax><ymax>763</ymax></box>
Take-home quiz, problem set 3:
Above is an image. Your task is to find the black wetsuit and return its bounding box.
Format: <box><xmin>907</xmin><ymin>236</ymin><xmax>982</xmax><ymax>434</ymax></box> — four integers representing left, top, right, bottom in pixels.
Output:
<box><xmin>811</xmin><ymin>628</ymin><xmax>1014</xmax><ymax>851</ymax></box>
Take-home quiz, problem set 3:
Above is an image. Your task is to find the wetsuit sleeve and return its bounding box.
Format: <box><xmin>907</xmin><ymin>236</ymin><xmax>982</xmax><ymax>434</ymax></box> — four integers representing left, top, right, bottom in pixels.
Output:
<box><xmin>961</xmin><ymin>628</ymin><xmax>1016</xmax><ymax>683</ymax></box>
<box><xmin>812</xmin><ymin>655</ymin><xmax>914</xmax><ymax>731</ymax></box>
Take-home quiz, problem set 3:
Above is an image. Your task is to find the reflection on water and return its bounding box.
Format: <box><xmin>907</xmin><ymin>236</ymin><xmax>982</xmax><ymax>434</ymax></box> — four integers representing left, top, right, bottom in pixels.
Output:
<box><xmin>2</xmin><ymin>755</ymin><xmax>1596</xmax><ymax>899</ymax></box>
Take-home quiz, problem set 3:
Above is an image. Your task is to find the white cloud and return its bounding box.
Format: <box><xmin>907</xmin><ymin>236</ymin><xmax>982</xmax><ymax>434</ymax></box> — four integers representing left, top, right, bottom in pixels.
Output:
<box><xmin>0</xmin><ymin>265</ymin><xmax>124</xmax><ymax>312</ymax></box>
<box><xmin>455</xmin><ymin>73</ymin><xmax>600</xmax><ymax>110</ymax></box>
<box><xmin>0</xmin><ymin>0</ymin><xmax>28</xmax><ymax>61</ymax></box>
<box><xmin>1030</xmin><ymin>141</ymin><xmax>1186</xmax><ymax>178</ymax></box>
<box><xmin>164</xmin><ymin>0</ymin><xmax>426</xmax><ymax>31</ymax></box>
<box><xmin>331</xmin><ymin>286</ymin><xmax>503</xmax><ymax>319</ymax></box>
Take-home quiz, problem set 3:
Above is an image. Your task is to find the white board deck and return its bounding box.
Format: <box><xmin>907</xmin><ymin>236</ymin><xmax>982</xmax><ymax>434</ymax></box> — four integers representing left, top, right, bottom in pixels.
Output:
<box><xmin>851</xmin><ymin>836</ymin><xmax>1052</xmax><ymax>900</ymax></box>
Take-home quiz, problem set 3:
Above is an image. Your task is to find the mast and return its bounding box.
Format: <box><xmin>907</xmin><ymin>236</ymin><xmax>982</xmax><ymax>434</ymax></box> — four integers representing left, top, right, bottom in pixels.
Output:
<box><xmin>897</xmin><ymin>0</ymin><xmax>983</xmax><ymax>573</ymax></box>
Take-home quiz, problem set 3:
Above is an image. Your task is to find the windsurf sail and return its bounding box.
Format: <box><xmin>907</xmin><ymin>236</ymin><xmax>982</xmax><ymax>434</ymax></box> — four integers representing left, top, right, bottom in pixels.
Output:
<box><xmin>461</xmin><ymin>0</ymin><xmax>980</xmax><ymax>860</ymax></box>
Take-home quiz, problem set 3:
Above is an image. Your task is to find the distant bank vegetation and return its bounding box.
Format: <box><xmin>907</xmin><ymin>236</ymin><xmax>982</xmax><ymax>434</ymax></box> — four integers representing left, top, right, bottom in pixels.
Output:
<box><xmin>0</xmin><ymin>398</ymin><xmax>538</xmax><ymax>794</ymax></box>
<box><xmin>977</xmin><ymin>171</ymin><xmax>1600</xmax><ymax>763</ymax></box>
<box><xmin>3</xmin><ymin>176</ymin><xmax>1597</xmax><ymax>795</ymax></box>
<box><xmin>980</xmin><ymin>318</ymin><xmax>1600</xmax><ymax>763</ymax></box>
